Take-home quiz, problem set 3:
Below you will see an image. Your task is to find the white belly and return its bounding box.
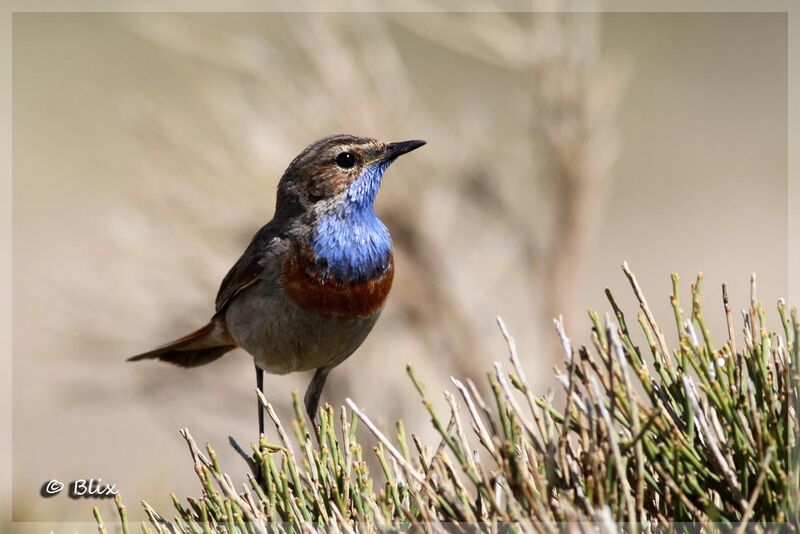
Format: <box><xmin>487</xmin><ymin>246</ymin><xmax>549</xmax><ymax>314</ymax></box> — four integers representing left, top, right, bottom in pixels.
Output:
<box><xmin>223</xmin><ymin>281</ymin><xmax>382</xmax><ymax>374</ymax></box>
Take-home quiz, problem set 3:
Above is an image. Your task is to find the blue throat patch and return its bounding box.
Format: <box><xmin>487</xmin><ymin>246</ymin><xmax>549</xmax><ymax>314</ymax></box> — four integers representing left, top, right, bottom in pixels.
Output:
<box><xmin>311</xmin><ymin>161</ymin><xmax>393</xmax><ymax>281</ymax></box>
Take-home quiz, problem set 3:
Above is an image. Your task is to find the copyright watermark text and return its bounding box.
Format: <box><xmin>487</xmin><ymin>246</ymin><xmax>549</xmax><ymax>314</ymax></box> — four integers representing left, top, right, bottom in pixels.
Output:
<box><xmin>40</xmin><ymin>478</ymin><xmax>117</xmax><ymax>499</ymax></box>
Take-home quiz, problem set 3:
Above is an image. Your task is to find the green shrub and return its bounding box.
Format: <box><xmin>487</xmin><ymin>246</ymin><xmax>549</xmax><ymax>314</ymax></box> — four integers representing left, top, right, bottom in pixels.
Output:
<box><xmin>95</xmin><ymin>264</ymin><xmax>798</xmax><ymax>532</ymax></box>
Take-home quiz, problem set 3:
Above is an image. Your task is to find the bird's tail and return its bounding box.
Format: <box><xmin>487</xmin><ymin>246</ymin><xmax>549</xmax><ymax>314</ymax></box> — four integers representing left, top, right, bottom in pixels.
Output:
<box><xmin>127</xmin><ymin>317</ymin><xmax>237</xmax><ymax>368</ymax></box>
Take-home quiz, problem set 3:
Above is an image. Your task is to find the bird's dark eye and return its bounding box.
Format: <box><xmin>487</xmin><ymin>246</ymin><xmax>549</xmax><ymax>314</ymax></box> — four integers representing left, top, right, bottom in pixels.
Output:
<box><xmin>335</xmin><ymin>152</ymin><xmax>356</xmax><ymax>169</ymax></box>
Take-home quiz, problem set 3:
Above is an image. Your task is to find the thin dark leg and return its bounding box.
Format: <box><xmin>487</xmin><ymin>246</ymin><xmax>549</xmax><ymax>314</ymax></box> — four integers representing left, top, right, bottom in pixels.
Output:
<box><xmin>304</xmin><ymin>368</ymin><xmax>330</xmax><ymax>440</ymax></box>
<box><xmin>256</xmin><ymin>365</ymin><xmax>264</xmax><ymax>437</ymax></box>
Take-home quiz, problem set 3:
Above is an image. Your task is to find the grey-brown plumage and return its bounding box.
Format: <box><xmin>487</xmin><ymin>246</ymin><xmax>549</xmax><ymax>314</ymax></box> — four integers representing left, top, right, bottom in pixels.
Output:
<box><xmin>128</xmin><ymin>135</ymin><xmax>425</xmax><ymax>435</ymax></box>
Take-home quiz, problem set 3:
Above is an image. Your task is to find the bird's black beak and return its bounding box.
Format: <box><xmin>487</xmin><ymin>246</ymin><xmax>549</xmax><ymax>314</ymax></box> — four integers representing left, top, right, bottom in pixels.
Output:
<box><xmin>382</xmin><ymin>140</ymin><xmax>426</xmax><ymax>161</ymax></box>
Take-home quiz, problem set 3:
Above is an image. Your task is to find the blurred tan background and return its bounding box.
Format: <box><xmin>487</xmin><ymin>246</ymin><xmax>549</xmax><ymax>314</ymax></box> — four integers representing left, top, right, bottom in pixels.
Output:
<box><xmin>11</xmin><ymin>12</ymin><xmax>787</xmax><ymax>523</ymax></box>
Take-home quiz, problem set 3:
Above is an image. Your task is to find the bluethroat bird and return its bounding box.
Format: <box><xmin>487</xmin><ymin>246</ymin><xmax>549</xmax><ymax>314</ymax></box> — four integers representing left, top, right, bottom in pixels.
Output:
<box><xmin>129</xmin><ymin>135</ymin><xmax>426</xmax><ymax>436</ymax></box>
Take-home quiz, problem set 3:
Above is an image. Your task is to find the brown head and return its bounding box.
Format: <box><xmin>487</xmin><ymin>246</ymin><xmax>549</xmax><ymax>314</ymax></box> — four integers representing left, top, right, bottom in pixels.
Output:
<box><xmin>274</xmin><ymin>134</ymin><xmax>426</xmax><ymax>220</ymax></box>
